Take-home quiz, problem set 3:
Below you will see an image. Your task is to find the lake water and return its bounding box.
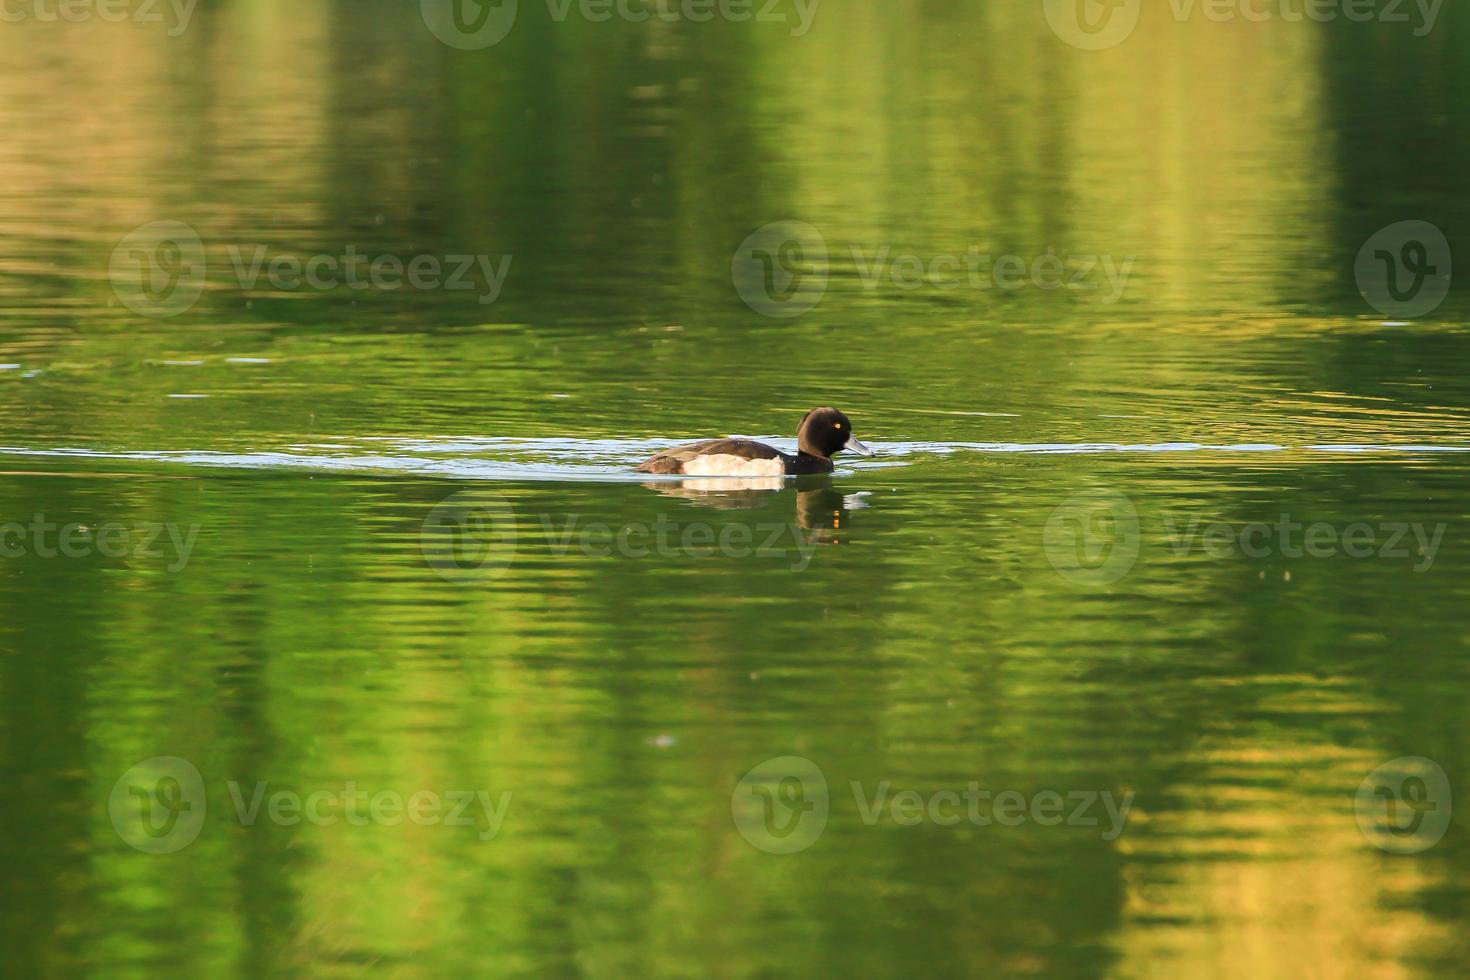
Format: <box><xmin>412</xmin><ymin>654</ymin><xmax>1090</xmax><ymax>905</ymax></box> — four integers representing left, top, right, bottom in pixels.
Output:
<box><xmin>2</xmin><ymin>2</ymin><xmax>1468</xmax><ymax>976</ymax></box>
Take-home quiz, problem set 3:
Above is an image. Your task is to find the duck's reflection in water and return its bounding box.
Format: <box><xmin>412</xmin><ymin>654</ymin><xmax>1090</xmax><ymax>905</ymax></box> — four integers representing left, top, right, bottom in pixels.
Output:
<box><xmin>642</xmin><ymin>477</ymin><xmax>864</xmax><ymax>544</ymax></box>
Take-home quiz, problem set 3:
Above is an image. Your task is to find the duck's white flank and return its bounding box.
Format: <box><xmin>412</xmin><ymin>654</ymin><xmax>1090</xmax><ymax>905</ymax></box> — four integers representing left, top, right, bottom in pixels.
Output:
<box><xmin>679</xmin><ymin>454</ymin><xmax>787</xmax><ymax>477</ymax></box>
<box><xmin>673</xmin><ymin>476</ymin><xmax>785</xmax><ymax>491</ymax></box>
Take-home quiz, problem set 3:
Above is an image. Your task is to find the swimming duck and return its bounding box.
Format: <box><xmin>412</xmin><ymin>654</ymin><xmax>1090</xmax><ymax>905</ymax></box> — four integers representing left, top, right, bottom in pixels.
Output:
<box><xmin>637</xmin><ymin>407</ymin><xmax>873</xmax><ymax>476</ymax></box>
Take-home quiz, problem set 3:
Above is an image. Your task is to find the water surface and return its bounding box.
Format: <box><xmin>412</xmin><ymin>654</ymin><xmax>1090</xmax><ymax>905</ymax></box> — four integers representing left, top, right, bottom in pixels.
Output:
<box><xmin>2</xmin><ymin>2</ymin><xmax>1469</xmax><ymax>976</ymax></box>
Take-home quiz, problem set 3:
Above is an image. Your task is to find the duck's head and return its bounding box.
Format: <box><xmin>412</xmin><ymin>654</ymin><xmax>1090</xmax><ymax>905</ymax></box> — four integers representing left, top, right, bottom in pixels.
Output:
<box><xmin>797</xmin><ymin>407</ymin><xmax>874</xmax><ymax>459</ymax></box>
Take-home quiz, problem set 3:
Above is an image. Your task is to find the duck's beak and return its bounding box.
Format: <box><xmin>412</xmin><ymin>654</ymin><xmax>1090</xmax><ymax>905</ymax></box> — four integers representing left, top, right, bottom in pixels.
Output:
<box><xmin>843</xmin><ymin>436</ymin><xmax>874</xmax><ymax>457</ymax></box>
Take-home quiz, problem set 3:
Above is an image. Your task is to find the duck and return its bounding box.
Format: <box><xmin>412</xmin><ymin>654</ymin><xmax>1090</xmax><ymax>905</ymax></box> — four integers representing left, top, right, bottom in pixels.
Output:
<box><xmin>637</xmin><ymin>407</ymin><xmax>873</xmax><ymax>476</ymax></box>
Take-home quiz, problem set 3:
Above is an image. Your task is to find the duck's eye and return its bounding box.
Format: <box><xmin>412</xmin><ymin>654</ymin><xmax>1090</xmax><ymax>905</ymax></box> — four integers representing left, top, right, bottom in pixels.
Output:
<box><xmin>833</xmin><ymin>422</ymin><xmax>842</xmax><ymax>429</ymax></box>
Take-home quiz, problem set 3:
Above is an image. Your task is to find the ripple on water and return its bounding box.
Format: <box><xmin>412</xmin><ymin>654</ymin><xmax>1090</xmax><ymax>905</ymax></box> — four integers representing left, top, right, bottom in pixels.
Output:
<box><xmin>0</xmin><ymin>438</ymin><xmax>1468</xmax><ymax>483</ymax></box>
